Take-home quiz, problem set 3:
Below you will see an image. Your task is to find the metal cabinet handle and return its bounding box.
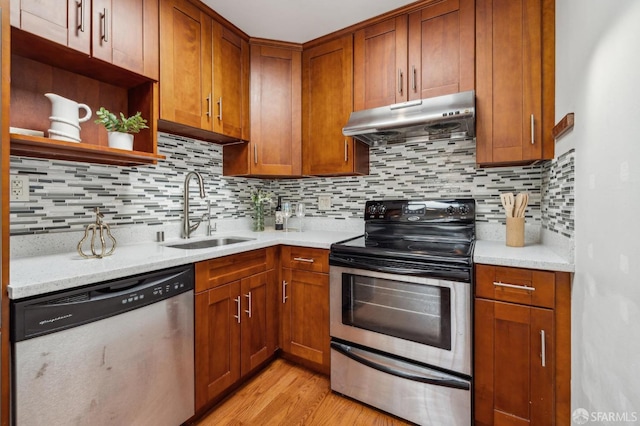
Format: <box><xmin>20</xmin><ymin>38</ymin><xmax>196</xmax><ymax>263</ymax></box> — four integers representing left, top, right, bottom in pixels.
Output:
<box><xmin>245</xmin><ymin>291</ymin><xmax>252</xmax><ymax>318</ymax></box>
<box><xmin>77</xmin><ymin>0</ymin><xmax>85</xmax><ymax>32</ymax></box>
<box><xmin>253</xmin><ymin>144</ymin><xmax>258</xmax><ymax>164</ymax></box>
<box><xmin>217</xmin><ymin>97</ymin><xmax>223</xmax><ymax>121</ymax></box>
<box><xmin>344</xmin><ymin>139</ymin><xmax>348</xmax><ymax>162</ymax></box>
<box><xmin>411</xmin><ymin>65</ymin><xmax>417</xmax><ymax>92</ymax></box>
<box><xmin>398</xmin><ymin>69</ymin><xmax>403</xmax><ymax>94</ymax></box>
<box><xmin>234</xmin><ymin>296</ymin><xmax>241</xmax><ymax>324</ymax></box>
<box><xmin>282</xmin><ymin>280</ymin><xmax>288</xmax><ymax>304</ymax></box>
<box><xmin>206</xmin><ymin>93</ymin><xmax>212</xmax><ymax>117</ymax></box>
<box><xmin>531</xmin><ymin>114</ymin><xmax>535</xmax><ymax>145</ymax></box>
<box><xmin>293</xmin><ymin>257</ymin><xmax>314</xmax><ymax>263</ymax></box>
<box><xmin>540</xmin><ymin>329</ymin><xmax>546</xmax><ymax>367</ymax></box>
<box><xmin>100</xmin><ymin>8</ymin><xmax>109</xmax><ymax>42</ymax></box>
<box><xmin>493</xmin><ymin>281</ymin><xmax>536</xmax><ymax>291</ymax></box>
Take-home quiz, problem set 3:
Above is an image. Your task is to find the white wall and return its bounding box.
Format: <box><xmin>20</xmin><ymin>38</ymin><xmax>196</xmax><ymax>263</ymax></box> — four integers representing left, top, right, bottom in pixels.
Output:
<box><xmin>556</xmin><ymin>0</ymin><xmax>640</xmax><ymax>419</ymax></box>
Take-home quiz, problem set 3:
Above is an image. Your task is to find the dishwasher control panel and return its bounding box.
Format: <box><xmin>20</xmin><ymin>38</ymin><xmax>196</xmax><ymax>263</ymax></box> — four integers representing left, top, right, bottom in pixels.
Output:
<box><xmin>11</xmin><ymin>265</ymin><xmax>194</xmax><ymax>341</ymax></box>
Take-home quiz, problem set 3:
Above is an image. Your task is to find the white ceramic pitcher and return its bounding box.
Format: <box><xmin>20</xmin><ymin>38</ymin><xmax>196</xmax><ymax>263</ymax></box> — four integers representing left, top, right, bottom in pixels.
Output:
<box><xmin>45</xmin><ymin>93</ymin><xmax>92</xmax><ymax>142</ymax></box>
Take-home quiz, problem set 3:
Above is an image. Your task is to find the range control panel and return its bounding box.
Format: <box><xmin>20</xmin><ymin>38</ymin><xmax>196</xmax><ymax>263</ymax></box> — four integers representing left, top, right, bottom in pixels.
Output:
<box><xmin>364</xmin><ymin>199</ymin><xmax>475</xmax><ymax>222</ymax></box>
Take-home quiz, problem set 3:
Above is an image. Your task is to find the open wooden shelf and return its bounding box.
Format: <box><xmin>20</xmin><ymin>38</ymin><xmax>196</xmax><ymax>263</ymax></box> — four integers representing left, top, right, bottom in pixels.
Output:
<box><xmin>10</xmin><ymin>134</ymin><xmax>165</xmax><ymax>167</ymax></box>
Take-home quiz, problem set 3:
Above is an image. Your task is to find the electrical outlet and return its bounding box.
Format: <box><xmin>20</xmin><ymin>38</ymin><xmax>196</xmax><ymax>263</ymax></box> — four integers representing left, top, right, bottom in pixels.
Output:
<box><xmin>318</xmin><ymin>195</ymin><xmax>332</xmax><ymax>210</ymax></box>
<box><xmin>10</xmin><ymin>175</ymin><xmax>30</xmax><ymax>202</ymax></box>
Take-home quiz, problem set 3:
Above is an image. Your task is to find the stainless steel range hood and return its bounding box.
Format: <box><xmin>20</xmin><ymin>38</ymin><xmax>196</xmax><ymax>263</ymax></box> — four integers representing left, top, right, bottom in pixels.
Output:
<box><xmin>342</xmin><ymin>90</ymin><xmax>475</xmax><ymax>146</ymax></box>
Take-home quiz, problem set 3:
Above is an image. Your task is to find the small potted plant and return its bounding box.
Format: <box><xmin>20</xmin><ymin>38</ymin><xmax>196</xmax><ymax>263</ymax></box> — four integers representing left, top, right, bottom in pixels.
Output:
<box><xmin>95</xmin><ymin>107</ymin><xmax>149</xmax><ymax>151</ymax></box>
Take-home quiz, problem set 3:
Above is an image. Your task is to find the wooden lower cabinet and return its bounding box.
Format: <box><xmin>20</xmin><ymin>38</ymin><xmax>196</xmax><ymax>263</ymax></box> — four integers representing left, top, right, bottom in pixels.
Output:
<box><xmin>280</xmin><ymin>268</ymin><xmax>330</xmax><ymax>373</ymax></box>
<box><xmin>474</xmin><ymin>264</ymin><xmax>571</xmax><ymax>426</ymax></box>
<box><xmin>194</xmin><ymin>250</ymin><xmax>277</xmax><ymax>412</ymax></box>
<box><xmin>280</xmin><ymin>246</ymin><xmax>330</xmax><ymax>374</ymax></box>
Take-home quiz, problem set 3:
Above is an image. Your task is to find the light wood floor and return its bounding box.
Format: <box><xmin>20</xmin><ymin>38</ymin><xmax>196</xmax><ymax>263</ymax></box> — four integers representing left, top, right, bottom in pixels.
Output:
<box><xmin>196</xmin><ymin>358</ymin><xmax>412</xmax><ymax>426</ymax></box>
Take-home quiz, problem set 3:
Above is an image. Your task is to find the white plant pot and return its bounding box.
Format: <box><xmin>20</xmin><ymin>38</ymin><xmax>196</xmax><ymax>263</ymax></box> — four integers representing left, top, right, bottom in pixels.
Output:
<box><xmin>107</xmin><ymin>131</ymin><xmax>134</xmax><ymax>151</ymax></box>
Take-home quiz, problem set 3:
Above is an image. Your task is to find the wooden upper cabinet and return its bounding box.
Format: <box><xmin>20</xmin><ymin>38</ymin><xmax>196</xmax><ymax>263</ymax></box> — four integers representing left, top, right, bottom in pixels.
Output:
<box><xmin>159</xmin><ymin>0</ymin><xmax>212</xmax><ymax>130</ymax></box>
<box><xmin>407</xmin><ymin>0</ymin><xmax>474</xmax><ymax>100</ymax></box>
<box><xmin>354</xmin><ymin>0</ymin><xmax>474</xmax><ymax>111</ymax></box>
<box><xmin>213</xmin><ymin>23</ymin><xmax>249</xmax><ymax>141</ymax></box>
<box><xmin>11</xmin><ymin>0</ymin><xmax>158</xmax><ymax>79</ymax></box>
<box><xmin>159</xmin><ymin>0</ymin><xmax>249</xmax><ymax>143</ymax></box>
<box><xmin>354</xmin><ymin>16</ymin><xmax>408</xmax><ymax>110</ymax></box>
<box><xmin>224</xmin><ymin>42</ymin><xmax>301</xmax><ymax>177</ymax></box>
<box><xmin>91</xmin><ymin>0</ymin><xmax>159</xmax><ymax>80</ymax></box>
<box><xmin>10</xmin><ymin>0</ymin><xmax>91</xmax><ymax>54</ymax></box>
<box><xmin>302</xmin><ymin>35</ymin><xmax>369</xmax><ymax>176</ymax></box>
<box><xmin>475</xmin><ymin>0</ymin><xmax>555</xmax><ymax>166</ymax></box>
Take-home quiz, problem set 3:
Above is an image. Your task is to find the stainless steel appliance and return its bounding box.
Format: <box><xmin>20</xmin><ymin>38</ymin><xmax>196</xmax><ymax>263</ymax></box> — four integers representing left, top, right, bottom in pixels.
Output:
<box><xmin>342</xmin><ymin>91</ymin><xmax>475</xmax><ymax>146</ymax></box>
<box><xmin>329</xmin><ymin>199</ymin><xmax>475</xmax><ymax>426</ymax></box>
<box><xmin>11</xmin><ymin>265</ymin><xmax>195</xmax><ymax>426</ymax></box>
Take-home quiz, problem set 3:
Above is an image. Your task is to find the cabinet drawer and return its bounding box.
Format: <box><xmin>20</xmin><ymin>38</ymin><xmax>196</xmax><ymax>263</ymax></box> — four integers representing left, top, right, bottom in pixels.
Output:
<box><xmin>280</xmin><ymin>246</ymin><xmax>329</xmax><ymax>273</ymax></box>
<box><xmin>195</xmin><ymin>247</ymin><xmax>276</xmax><ymax>292</ymax></box>
<box><xmin>475</xmin><ymin>264</ymin><xmax>555</xmax><ymax>309</ymax></box>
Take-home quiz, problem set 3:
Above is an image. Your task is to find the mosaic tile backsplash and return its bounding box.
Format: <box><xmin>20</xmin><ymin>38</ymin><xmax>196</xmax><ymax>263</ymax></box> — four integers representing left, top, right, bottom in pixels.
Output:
<box><xmin>9</xmin><ymin>133</ymin><xmax>574</xmax><ymax>239</ymax></box>
<box><xmin>541</xmin><ymin>149</ymin><xmax>576</xmax><ymax>238</ymax></box>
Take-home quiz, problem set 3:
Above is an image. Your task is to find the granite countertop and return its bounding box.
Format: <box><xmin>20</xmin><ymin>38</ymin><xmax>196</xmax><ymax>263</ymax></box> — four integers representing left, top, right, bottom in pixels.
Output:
<box><xmin>473</xmin><ymin>240</ymin><xmax>574</xmax><ymax>273</ymax></box>
<box><xmin>9</xmin><ymin>231</ymin><xmax>574</xmax><ymax>300</ymax></box>
<box><xmin>9</xmin><ymin>230</ymin><xmax>360</xmax><ymax>300</ymax></box>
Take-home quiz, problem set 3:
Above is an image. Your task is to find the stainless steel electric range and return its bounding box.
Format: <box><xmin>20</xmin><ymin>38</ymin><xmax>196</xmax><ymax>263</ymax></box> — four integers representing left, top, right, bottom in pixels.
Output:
<box><xmin>329</xmin><ymin>199</ymin><xmax>475</xmax><ymax>426</ymax></box>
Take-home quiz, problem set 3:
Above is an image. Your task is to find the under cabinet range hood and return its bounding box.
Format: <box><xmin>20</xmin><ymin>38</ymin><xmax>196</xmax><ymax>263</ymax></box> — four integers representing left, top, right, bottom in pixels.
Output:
<box><xmin>342</xmin><ymin>90</ymin><xmax>475</xmax><ymax>146</ymax></box>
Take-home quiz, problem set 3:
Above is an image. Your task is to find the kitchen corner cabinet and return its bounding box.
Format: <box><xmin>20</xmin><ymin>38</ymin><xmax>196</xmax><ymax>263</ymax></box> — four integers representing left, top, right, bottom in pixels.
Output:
<box><xmin>302</xmin><ymin>35</ymin><xmax>369</xmax><ymax>176</ymax></box>
<box><xmin>223</xmin><ymin>41</ymin><xmax>302</xmax><ymax>177</ymax></box>
<box><xmin>10</xmin><ymin>0</ymin><xmax>159</xmax><ymax>80</ymax></box>
<box><xmin>474</xmin><ymin>264</ymin><xmax>571</xmax><ymax>426</ymax></box>
<box><xmin>194</xmin><ymin>248</ymin><xmax>277</xmax><ymax>411</ymax></box>
<box><xmin>159</xmin><ymin>0</ymin><xmax>249</xmax><ymax>144</ymax></box>
<box><xmin>9</xmin><ymin>3</ymin><xmax>162</xmax><ymax>166</ymax></box>
<box><xmin>475</xmin><ymin>0</ymin><xmax>555</xmax><ymax>167</ymax></box>
<box><xmin>353</xmin><ymin>0</ymin><xmax>474</xmax><ymax>111</ymax></box>
<box><xmin>280</xmin><ymin>246</ymin><xmax>331</xmax><ymax>375</ymax></box>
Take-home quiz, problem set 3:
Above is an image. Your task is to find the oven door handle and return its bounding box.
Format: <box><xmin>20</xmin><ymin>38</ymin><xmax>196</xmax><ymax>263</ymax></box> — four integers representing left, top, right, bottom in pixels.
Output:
<box><xmin>331</xmin><ymin>257</ymin><xmax>426</xmax><ymax>275</ymax></box>
<box><xmin>331</xmin><ymin>341</ymin><xmax>470</xmax><ymax>390</ymax></box>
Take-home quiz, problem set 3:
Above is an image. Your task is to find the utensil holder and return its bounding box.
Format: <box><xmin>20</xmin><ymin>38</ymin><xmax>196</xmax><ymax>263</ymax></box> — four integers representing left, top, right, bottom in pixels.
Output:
<box><xmin>506</xmin><ymin>217</ymin><xmax>525</xmax><ymax>247</ymax></box>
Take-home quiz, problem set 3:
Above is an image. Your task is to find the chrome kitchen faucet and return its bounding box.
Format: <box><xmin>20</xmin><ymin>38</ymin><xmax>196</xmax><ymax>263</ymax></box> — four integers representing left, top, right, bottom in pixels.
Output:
<box><xmin>182</xmin><ymin>171</ymin><xmax>206</xmax><ymax>238</ymax></box>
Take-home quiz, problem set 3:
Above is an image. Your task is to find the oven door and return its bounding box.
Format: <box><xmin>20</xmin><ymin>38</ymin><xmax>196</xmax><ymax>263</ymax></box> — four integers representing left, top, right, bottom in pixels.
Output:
<box><xmin>330</xmin><ymin>265</ymin><xmax>471</xmax><ymax>375</ymax></box>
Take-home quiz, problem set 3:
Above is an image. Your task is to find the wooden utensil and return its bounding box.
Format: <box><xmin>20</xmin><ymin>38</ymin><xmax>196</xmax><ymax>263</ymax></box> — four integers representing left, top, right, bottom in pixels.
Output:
<box><xmin>500</xmin><ymin>192</ymin><xmax>515</xmax><ymax>217</ymax></box>
<box><xmin>514</xmin><ymin>193</ymin><xmax>525</xmax><ymax>218</ymax></box>
<box><xmin>515</xmin><ymin>192</ymin><xmax>529</xmax><ymax>218</ymax></box>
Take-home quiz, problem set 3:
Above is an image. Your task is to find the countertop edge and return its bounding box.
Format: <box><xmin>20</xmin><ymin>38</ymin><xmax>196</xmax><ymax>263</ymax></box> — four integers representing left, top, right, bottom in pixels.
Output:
<box><xmin>10</xmin><ymin>234</ymin><xmax>575</xmax><ymax>300</ymax></box>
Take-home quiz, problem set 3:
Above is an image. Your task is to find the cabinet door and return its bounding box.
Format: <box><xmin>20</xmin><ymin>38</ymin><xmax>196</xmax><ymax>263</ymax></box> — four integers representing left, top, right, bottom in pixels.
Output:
<box><xmin>240</xmin><ymin>270</ymin><xmax>277</xmax><ymax>375</ymax></box>
<box><xmin>159</xmin><ymin>0</ymin><xmax>212</xmax><ymax>130</ymax></box>
<box><xmin>10</xmin><ymin>0</ymin><xmax>90</xmax><ymax>54</ymax></box>
<box><xmin>475</xmin><ymin>299</ymin><xmax>554</xmax><ymax>425</ymax></box>
<box><xmin>281</xmin><ymin>268</ymin><xmax>330</xmax><ymax>372</ymax></box>
<box><xmin>212</xmin><ymin>22</ymin><xmax>249</xmax><ymax>140</ymax></box>
<box><xmin>407</xmin><ymin>0</ymin><xmax>474</xmax><ymax>100</ymax></box>
<box><xmin>195</xmin><ymin>281</ymin><xmax>241</xmax><ymax>411</ymax></box>
<box><xmin>353</xmin><ymin>16</ymin><xmax>408</xmax><ymax>110</ymax></box>
<box><xmin>476</xmin><ymin>0</ymin><xmax>554</xmax><ymax>166</ymax></box>
<box><xmin>302</xmin><ymin>35</ymin><xmax>369</xmax><ymax>176</ymax></box>
<box><xmin>91</xmin><ymin>0</ymin><xmax>158</xmax><ymax>78</ymax></box>
<box><xmin>250</xmin><ymin>44</ymin><xmax>302</xmax><ymax>176</ymax></box>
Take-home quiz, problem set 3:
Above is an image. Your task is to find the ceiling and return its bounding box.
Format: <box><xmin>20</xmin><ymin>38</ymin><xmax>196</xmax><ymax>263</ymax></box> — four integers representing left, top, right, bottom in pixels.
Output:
<box><xmin>201</xmin><ymin>0</ymin><xmax>419</xmax><ymax>43</ymax></box>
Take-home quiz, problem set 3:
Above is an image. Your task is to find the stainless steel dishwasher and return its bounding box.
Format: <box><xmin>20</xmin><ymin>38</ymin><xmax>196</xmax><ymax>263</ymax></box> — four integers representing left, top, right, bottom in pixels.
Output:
<box><xmin>11</xmin><ymin>265</ymin><xmax>195</xmax><ymax>426</ymax></box>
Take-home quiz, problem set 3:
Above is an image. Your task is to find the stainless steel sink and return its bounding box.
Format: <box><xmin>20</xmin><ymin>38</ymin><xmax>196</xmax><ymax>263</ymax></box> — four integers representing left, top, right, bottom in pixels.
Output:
<box><xmin>165</xmin><ymin>237</ymin><xmax>254</xmax><ymax>250</ymax></box>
